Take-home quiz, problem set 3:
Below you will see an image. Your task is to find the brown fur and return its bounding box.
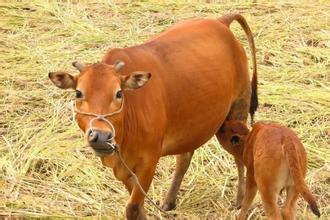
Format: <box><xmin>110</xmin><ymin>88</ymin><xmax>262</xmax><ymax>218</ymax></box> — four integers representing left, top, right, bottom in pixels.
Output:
<box><xmin>220</xmin><ymin>13</ymin><xmax>258</xmax><ymax>122</ymax></box>
<box><xmin>218</xmin><ymin>121</ymin><xmax>321</xmax><ymax>220</ymax></box>
<box><xmin>49</xmin><ymin>13</ymin><xmax>257</xmax><ymax>219</ymax></box>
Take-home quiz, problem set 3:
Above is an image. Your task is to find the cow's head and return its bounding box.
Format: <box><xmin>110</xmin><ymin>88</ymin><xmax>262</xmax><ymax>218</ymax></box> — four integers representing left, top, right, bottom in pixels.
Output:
<box><xmin>218</xmin><ymin>120</ymin><xmax>249</xmax><ymax>157</ymax></box>
<box><xmin>49</xmin><ymin>61</ymin><xmax>151</xmax><ymax>155</ymax></box>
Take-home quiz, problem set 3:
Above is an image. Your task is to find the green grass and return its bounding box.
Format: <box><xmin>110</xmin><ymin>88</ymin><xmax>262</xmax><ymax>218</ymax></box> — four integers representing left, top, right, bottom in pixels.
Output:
<box><xmin>0</xmin><ymin>0</ymin><xmax>329</xmax><ymax>219</ymax></box>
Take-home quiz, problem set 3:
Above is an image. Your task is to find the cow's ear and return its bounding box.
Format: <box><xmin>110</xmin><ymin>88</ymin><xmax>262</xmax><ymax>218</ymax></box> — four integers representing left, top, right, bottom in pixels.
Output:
<box><xmin>49</xmin><ymin>71</ymin><xmax>77</xmax><ymax>89</ymax></box>
<box><xmin>121</xmin><ymin>71</ymin><xmax>151</xmax><ymax>90</ymax></box>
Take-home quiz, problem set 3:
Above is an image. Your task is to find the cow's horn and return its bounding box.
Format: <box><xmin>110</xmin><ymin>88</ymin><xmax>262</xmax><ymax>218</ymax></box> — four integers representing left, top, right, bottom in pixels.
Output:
<box><xmin>114</xmin><ymin>60</ymin><xmax>125</xmax><ymax>71</ymax></box>
<box><xmin>72</xmin><ymin>61</ymin><xmax>85</xmax><ymax>72</ymax></box>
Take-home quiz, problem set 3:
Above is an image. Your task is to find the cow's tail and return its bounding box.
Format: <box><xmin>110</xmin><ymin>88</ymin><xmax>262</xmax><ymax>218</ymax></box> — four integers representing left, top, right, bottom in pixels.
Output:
<box><xmin>282</xmin><ymin>137</ymin><xmax>321</xmax><ymax>217</ymax></box>
<box><xmin>219</xmin><ymin>13</ymin><xmax>258</xmax><ymax>124</ymax></box>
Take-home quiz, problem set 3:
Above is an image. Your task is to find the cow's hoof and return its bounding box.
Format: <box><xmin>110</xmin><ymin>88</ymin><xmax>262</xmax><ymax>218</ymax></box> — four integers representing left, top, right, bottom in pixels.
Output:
<box><xmin>161</xmin><ymin>202</ymin><xmax>176</xmax><ymax>211</ymax></box>
<box><xmin>234</xmin><ymin>200</ymin><xmax>242</xmax><ymax>210</ymax></box>
<box><xmin>235</xmin><ymin>196</ymin><xmax>243</xmax><ymax>209</ymax></box>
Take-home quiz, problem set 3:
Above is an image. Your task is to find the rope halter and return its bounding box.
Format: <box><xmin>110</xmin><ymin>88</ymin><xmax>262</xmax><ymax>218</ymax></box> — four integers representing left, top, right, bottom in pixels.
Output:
<box><xmin>73</xmin><ymin>98</ymin><xmax>124</xmax><ymax>146</ymax></box>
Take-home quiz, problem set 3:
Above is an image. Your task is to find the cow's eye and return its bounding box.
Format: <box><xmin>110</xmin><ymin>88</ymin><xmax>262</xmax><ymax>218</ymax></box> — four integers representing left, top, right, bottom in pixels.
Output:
<box><xmin>76</xmin><ymin>90</ymin><xmax>83</xmax><ymax>99</ymax></box>
<box><xmin>116</xmin><ymin>90</ymin><xmax>123</xmax><ymax>99</ymax></box>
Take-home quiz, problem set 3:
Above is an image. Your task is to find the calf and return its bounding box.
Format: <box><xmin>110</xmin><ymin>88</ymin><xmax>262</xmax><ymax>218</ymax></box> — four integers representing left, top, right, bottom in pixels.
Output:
<box><xmin>218</xmin><ymin>121</ymin><xmax>320</xmax><ymax>220</ymax></box>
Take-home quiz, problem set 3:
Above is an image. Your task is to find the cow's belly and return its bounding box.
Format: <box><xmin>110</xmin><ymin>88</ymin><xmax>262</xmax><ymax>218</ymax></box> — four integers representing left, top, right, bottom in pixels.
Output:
<box><xmin>161</xmin><ymin>95</ymin><xmax>232</xmax><ymax>156</ymax></box>
<box><xmin>158</xmin><ymin>57</ymin><xmax>238</xmax><ymax>155</ymax></box>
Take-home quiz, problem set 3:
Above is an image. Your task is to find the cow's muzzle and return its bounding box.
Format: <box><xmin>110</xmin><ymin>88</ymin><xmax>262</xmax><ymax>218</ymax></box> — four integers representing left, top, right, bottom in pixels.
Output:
<box><xmin>87</xmin><ymin>128</ymin><xmax>115</xmax><ymax>155</ymax></box>
<box><xmin>73</xmin><ymin>98</ymin><xmax>124</xmax><ymax>156</ymax></box>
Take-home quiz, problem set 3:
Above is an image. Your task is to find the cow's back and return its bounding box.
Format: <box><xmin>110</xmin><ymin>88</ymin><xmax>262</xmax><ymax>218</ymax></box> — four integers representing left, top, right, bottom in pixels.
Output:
<box><xmin>103</xmin><ymin>19</ymin><xmax>250</xmax><ymax>155</ymax></box>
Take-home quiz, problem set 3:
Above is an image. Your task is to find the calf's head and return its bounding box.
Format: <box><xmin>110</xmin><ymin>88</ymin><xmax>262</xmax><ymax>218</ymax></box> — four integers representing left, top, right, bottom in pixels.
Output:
<box><xmin>219</xmin><ymin>120</ymin><xmax>250</xmax><ymax>158</ymax></box>
<box><xmin>49</xmin><ymin>61</ymin><xmax>151</xmax><ymax>155</ymax></box>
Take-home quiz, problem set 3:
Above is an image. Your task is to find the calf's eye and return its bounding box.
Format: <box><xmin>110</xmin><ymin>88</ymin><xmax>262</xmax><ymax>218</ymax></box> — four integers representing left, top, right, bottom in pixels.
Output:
<box><xmin>76</xmin><ymin>90</ymin><xmax>83</xmax><ymax>99</ymax></box>
<box><xmin>116</xmin><ymin>90</ymin><xmax>123</xmax><ymax>99</ymax></box>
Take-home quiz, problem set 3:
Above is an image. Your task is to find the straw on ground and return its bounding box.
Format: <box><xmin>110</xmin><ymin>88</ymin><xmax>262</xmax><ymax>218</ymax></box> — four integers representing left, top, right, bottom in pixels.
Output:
<box><xmin>0</xmin><ymin>0</ymin><xmax>329</xmax><ymax>219</ymax></box>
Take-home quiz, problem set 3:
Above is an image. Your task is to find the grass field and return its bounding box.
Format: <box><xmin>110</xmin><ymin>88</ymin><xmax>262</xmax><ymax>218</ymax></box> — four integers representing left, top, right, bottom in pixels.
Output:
<box><xmin>0</xmin><ymin>0</ymin><xmax>329</xmax><ymax>219</ymax></box>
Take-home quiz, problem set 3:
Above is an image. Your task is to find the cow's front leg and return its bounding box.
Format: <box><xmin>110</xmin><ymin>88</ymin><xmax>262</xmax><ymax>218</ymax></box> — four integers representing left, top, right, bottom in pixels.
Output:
<box><xmin>122</xmin><ymin>177</ymin><xmax>134</xmax><ymax>195</ymax></box>
<box><xmin>125</xmin><ymin>160</ymin><xmax>158</xmax><ymax>220</ymax></box>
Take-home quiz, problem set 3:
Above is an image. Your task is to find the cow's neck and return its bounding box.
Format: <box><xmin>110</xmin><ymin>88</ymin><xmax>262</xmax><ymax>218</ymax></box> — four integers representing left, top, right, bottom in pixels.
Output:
<box><xmin>120</xmin><ymin>93</ymin><xmax>141</xmax><ymax>150</ymax></box>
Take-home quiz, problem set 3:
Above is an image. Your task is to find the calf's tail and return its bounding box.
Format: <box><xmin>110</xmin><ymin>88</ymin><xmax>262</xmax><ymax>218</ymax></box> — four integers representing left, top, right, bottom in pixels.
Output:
<box><xmin>282</xmin><ymin>137</ymin><xmax>321</xmax><ymax>217</ymax></box>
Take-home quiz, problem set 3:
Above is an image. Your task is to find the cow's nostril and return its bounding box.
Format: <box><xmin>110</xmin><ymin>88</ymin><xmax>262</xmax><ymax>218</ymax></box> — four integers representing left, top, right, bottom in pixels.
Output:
<box><xmin>107</xmin><ymin>133</ymin><xmax>113</xmax><ymax>140</ymax></box>
<box><xmin>88</xmin><ymin>130</ymin><xmax>98</xmax><ymax>143</ymax></box>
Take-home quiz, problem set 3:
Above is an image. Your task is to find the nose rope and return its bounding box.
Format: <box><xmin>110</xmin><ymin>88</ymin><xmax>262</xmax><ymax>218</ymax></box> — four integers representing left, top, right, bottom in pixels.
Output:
<box><xmin>74</xmin><ymin>99</ymin><xmax>124</xmax><ymax>141</ymax></box>
<box><xmin>88</xmin><ymin>116</ymin><xmax>116</xmax><ymax>140</ymax></box>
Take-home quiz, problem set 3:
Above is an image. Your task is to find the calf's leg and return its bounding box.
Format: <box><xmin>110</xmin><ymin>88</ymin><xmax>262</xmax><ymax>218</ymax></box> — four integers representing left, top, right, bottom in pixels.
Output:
<box><xmin>162</xmin><ymin>151</ymin><xmax>194</xmax><ymax>211</ymax></box>
<box><xmin>258</xmin><ymin>186</ymin><xmax>282</xmax><ymax>220</ymax></box>
<box><xmin>238</xmin><ymin>169</ymin><xmax>257</xmax><ymax>220</ymax></box>
<box><xmin>255</xmin><ymin>163</ymin><xmax>283</xmax><ymax>220</ymax></box>
<box><xmin>281</xmin><ymin>186</ymin><xmax>299</xmax><ymax>220</ymax></box>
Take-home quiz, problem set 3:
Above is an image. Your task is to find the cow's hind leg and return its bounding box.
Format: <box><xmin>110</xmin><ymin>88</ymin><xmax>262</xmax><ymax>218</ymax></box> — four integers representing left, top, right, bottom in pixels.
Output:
<box><xmin>217</xmin><ymin>92</ymin><xmax>251</xmax><ymax>207</ymax></box>
<box><xmin>235</xmin><ymin>159</ymin><xmax>246</xmax><ymax>208</ymax></box>
<box><xmin>216</xmin><ymin>130</ymin><xmax>246</xmax><ymax>208</ymax></box>
<box><xmin>161</xmin><ymin>151</ymin><xmax>194</xmax><ymax>211</ymax></box>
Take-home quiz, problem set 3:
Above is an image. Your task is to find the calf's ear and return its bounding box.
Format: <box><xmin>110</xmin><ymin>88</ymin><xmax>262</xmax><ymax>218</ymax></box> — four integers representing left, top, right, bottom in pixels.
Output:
<box><xmin>49</xmin><ymin>71</ymin><xmax>77</xmax><ymax>89</ymax></box>
<box><xmin>121</xmin><ymin>71</ymin><xmax>151</xmax><ymax>90</ymax></box>
<box><xmin>232</xmin><ymin>121</ymin><xmax>249</xmax><ymax>135</ymax></box>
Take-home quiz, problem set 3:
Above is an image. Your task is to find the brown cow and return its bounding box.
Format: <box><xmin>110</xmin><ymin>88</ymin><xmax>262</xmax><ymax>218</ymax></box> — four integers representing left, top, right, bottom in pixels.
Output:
<box><xmin>49</xmin><ymin>13</ymin><xmax>257</xmax><ymax>219</ymax></box>
<box><xmin>218</xmin><ymin>121</ymin><xmax>321</xmax><ymax>220</ymax></box>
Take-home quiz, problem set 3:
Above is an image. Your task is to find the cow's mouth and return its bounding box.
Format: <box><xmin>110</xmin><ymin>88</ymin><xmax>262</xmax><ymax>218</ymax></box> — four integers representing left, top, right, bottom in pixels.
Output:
<box><xmin>93</xmin><ymin>147</ymin><xmax>116</xmax><ymax>156</ymax></box>
<box><xmin>92</xmin><ymin>142</ymin><xmax>117</xmax><ymax>156</ymax></box>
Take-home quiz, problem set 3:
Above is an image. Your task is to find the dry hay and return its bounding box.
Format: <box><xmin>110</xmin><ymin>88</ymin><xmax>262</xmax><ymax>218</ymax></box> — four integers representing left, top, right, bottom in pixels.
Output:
<box><xmin>0</xmin><ymin>0</ymin><xmax>329</xmax><ymax>219</ymax></box>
